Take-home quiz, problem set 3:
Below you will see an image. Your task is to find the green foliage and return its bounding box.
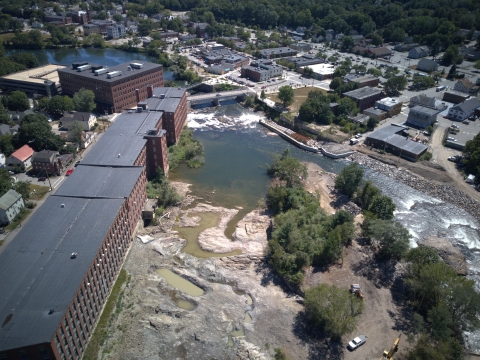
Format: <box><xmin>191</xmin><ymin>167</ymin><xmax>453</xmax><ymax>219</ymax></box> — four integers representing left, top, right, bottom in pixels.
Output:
<box><xmin>442</xmin><ymin>45</ymin><xmax>459</xmax><ymax>66</ymax></box>
<box><xmin>412</xmin><ymin>75</ymin><xmax>435</xmax><ymax>89</ymax></box>
<box><xmin>369</xmin><ymin>195</ymin><xmax>396</xmax><ymax>220</ymax></box>
<box><xmin>73</xmin><ymin>88</ymin><xmax>96</xmax><ymax>112</ymax></box>
<box><xmin>146</xmin><ymin>167</ymin><xmax>182</xmax><ymax>207</ymax></box>
<box><xmin>298</xmin><ymin>90</ymin><xmax>335</xmax><ymax>125</ymax></box>
<box><xmin>363</xmin><ymin>219</ymin><xmax>410</xmax><ymax>260</ymax></box>
<box><xmin>6</xmin><ymin>91</ymin><xmax>29</xmax><ymax>111</ymax></box>
<box><xmin>266</xmin><ymin>148</ymin><xmax>307</xmax><ymax>188</ymax></box>
<box><xmin>334</xmin><ymin>162</ymin><xmax>364</xmax><ymax>198</ymax></box>
<box><xmin>68</xmin><ymin>121</ymin><xmax>85</xmax><ymax>145</ymax></box>
<box><xmin>17</xmin><ymin>114</ymin><xmax>65</xmax><ymax>152</ymax></box>
<box><xmin>405</xmin><ymin>335</ymin><xmax>463</xmax><ymax>360</ymax></box>
<box><xmin>418</xmin><ymin>151</ymin><xmax>433</xmax><ymax>162</ymax></box>
<box><xmin>304</xmin><ymin>284</ymin><xmax>364</xmax><ymax>339</ymax></box>
<box><xmin>366</xmin><ymin>116</ymin><xmax>379</xmax><ymax>131</ymax></box>
<box><xmin>167</xmin><ymin>128</ymin><xmax>205</xmax><ymax>169</ymax></box>
<box><xmin>277</xmin><ymin>86</ymin><xmax>294</xmax><ymax>108</ymax></box>
<box><xmin>367</xmin><ymin>68</ymin><xmax>382</xmax><ymax>77</ymax></box>
<box><xmin>463</xmin><ymin>132</ymin><xmax>480</xmax><ymax>182</ymax></box>
<box><xmin>273</xmin><ymin>348</ymin><xmax>289</xmax><ymax>360</ymax></box>
<box><xmin>384</xmin><ymin>76</ymin><xmax>408</xmax><ymax>96</ymax></box>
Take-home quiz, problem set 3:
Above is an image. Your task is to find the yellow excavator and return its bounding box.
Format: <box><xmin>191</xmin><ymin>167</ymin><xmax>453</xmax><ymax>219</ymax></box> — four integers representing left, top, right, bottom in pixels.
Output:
<box><xmin>380</xmin><ymin>335</ymin><xmax>401</xmax><ymax>360</ymax></box>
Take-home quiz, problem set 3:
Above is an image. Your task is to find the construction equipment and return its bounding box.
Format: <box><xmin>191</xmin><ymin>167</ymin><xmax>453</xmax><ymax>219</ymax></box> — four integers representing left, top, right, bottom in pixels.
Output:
<box><xmin>350</xmin><ymin>284</ymin><xmax>364</xmax><ymax>301</ymax></box>
<box><xmin>380</xmin><ymin>334</ymin><xmax>401</xmax><ymax>360</ymax></box>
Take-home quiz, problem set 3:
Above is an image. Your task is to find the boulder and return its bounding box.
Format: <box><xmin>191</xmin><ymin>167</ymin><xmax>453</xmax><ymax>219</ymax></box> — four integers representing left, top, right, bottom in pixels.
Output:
<box><xmin>419</xmin><ymin>236</ymin><xmax>468</xmax><ymax>275</ymax></box>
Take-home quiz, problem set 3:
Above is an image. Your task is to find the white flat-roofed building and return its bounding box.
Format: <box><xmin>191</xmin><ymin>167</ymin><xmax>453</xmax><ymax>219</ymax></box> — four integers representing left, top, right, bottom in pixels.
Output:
<box><xmin>300</xmin><ymin>63</ymin><xmax>335</xmax><ymax>80</ymax></box>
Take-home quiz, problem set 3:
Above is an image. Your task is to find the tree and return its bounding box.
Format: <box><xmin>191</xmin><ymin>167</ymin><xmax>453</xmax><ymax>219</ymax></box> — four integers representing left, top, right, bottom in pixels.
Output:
<box><xmin>304</xmin><ymin>284</ymin><xmax>364</xmax><ymax>339</ymax></box>
<box><xmin>113</xmin><ymin>14</ymin><xmax>123</xmax><ymax>23</ymax></box>
<box><xmin>266</xmin><ymin>148</ymin><xmax>308</xmax><ymax>188</ymax></box>
<box><xmin>367</xmin><ymin>68</ymin><xmax>382</xmax><ymax>77</ymax></box>
<box><xmin>17</xmin><ymin>116</ymin><xmax>64</xmax><ymax>151</ymax></box>
<box><xmin>329</xmin><ymin>77</ymin><xmax>343</xmax><ymax>90</ymax></box>
<box><xmin>355</xmin><ymin>180</ymin><xmax>381</xmax><ymax>210</ymax></box>
<box><xmin>68</xmin><ymin>121</ymin><xmax>84</xmax><ymax>145</ymax></box>
<box><xmin>369</xmin><ymin>195</ymin><xmax>396</xmax><ymax>220</ymax></box>
<box><xmin>474</xmin><ymin>60</ymin><xmax>480</xmax><ymax>71</ymax></box>
<box><xmin>47</xmin><ymin>95</ymin><xmax>72</xmax><ymax>119</ymax></box>
<box><xmin>341</xmin><ymin>36</ymin><xmax>354</xmax><ymax>50</ymax></box>
<box><xmin>447</xmin><ymin>63</ymin><xmax>457</xmax><ymax>79</ymax></box>
<box><xmin>13</xmin><ymin>181</ymin><xmax>31</xmax><ymax>201</ymax></box>
<box><xmin>371</xmin><ymin>33</ymin><xmax>383</xmax><ymax>46</ymax></box>
<box><xmin>384</xmin><ymin>76</ymin><xmax>408</xmax><ymax>96</ymax></box>
<box><xmin>335</xmin><ymin>162</ymin><xmax>364</xmax><ymax>198</ymax></box>
<box><xmin>442</xmin><ymin>45</ymin><xmax>459</xmax><ymax>66</ymax></box>
<box><xmin>363</xmin><ymin>219</ymin><xmax>410</xmax><ymax>260</ymax></box>
<box><xmin>367</xmin><ymin>117</ymin><xmax>379</xmax><ymax>131</ymax></box>
<box><xmin>73</xmin><ymin>89</ymin><xmax>96</xmax><ymax>112</ymax></box>
<box><xmin>277</xmin><ymin>85</ymin><xmax>294</xmax><ymax>108</ymax></box>
<box><xmin>260</xmin><ymin>90</ymin><xmax>266</xmax><ymax>99</ymax></box>
<box><xmin>463</xmin><ymin>133</ymin><xmax>480</xmax><ymax>181</ymax></box>
<box><xmin>7</xmin><ymin>91</ymin><xmax>29</xmax><ymax>111</ymax></box>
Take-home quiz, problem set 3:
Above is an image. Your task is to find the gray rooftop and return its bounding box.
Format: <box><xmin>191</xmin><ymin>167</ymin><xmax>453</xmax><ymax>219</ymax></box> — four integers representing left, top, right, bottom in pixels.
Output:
<box><xmin>0</xmin><ymin>195</ymin><xmax>125</xmax><ymax>351</ymax></box>
<box><xmin>81</xmin><ymin>111</ymin><xmax>162</xmax><ymax>167</ymax></box>
<box><xmin>152</xmin><ymin>87</ymin><xmax>185</xmax><ymax>98</ymax></box>
<box><xmin>344</xmin><ymin>86</ymin><xmax>382</xmax><ymax>100</ymax></box>
<box><xmin>349</xmin><ymin>75</ymin><xmax>379</xmax><ymax>83</ymax></box>
<box><xmin>0</xmin><ymin>189</ymin><xmax>22</xmax><ymax>210</ymax></box>
<box><xmin>57</xmin><ymin>61</ymin><xmax>162</xmax><ymax>83</ymax></box>
<box><xmin>410</xmin><ymin>105</ymin><xmax>439</xmax><ymax>116</ymax></box>
<box><xmin>451</xmin><ymin>98</ymin><xmax>480</xmax><ymax>113</ymax></box>
<box><xmin>260</xmin><ymin>47</ymin><xmax>297</xmax><ymax>56</ymax></box>
<box><xmin>367</xmin><ymin>125</ymin><xmax>428</xmax><ymax>155</ymax></box>
<box><xmin>145</xmin><ymin>97</ymin><xmax>180</xmax><ymax>113</ymax></box>
<box><xmin>54</xmin><ymin>166</ymin><xmax>143</xmax><ymax>199</ymax></box>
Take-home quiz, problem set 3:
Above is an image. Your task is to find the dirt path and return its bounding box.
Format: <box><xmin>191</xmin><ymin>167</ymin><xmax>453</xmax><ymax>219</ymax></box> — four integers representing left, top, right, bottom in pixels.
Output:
<box><xmin>303</xmin><ymin>162</ymin><xmax>336</xmax><ymax>214</ymax></box>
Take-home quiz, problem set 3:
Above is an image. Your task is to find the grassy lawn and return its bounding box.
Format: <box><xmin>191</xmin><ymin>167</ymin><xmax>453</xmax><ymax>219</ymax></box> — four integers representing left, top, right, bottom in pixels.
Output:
<box><xmin>29</xmin><ymin>184</ymin><xmax>50</xmax><ymax>201</ymax></box>
<box><xmin>0</xmin><ymin>33</ymin><xmax>15</xmax><ymax>41</ymax></box>
<box><xmin>268</xmin><ymin>86</ymin><xmax>325</xmax><ymax>110</ymax></box>
<box><xmin>5</xmin><ymin>209</ymin><xmax>32</xmax><ymax>231</ymax></box>
<box><xmin>83</xmin><ymin>269</ymin><xmax>128</xmax><ymax>360</ymax></box>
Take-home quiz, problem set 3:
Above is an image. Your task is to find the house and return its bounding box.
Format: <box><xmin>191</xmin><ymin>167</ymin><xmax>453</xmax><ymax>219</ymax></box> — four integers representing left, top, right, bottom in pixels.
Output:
<box><xmin>407</xmin><ymin>105</ymin><xmax>438</xmax><ymax>128</ymax></box>
<box><xmin>416</xmin><ymin>58</ymin><xmax>439</xmax><ymax>72</ymax></box>
<box><xmin>453</xmin><ymin>78</ymin><xmax>479</xmax><ymax>95</ymax></box>
<box><xmin>409</xmin><ymin>94</ymin><xmax>437</xmax><ymax>108</ymax></box>
<box><xmin>31</xmin><ymin>21</ymin><xmax>43</xmax><ymax>29</ymax></box>
<box><xmin>408</xmin><ymin>46</ymin><xmax>430</xmax><ymax>59</ymax></box>
<box><xmin>192</xmin><ymin>22</ymin><xmax>208</xmax><ymax>37</ymax></box>
<box><xmin>0</xmin><ymin>124</ymin><xmax>19</xmax><ymax>136</ymax></box>
<box><xmin>368</xmin><ymin>47</ymin><xmax>391</xmax><ymax>58</ymax></box>
<box><xmin>448</xmin><ymin>98</ymin><xmax>480</xmax><ymax>121</ymax></box>
<box><xmin>7</xmin><ymin>109</ymin><xmax>35</xmax><ymax>123</ymax></box>
<box><xmin>394</xmin><ymin>43</ymin><xmax>419</xmax><ymax>52</ymax></box>
<box><xmin>6</xmin><ymin>144</ymin><xmax>34</xmax><ymax>172</ymax></box>
<box><xmin>60</xmin><ymin>112</ymin><xmax>97</xmax><ymax>131</ymax></box>
<box><xmin>0</xmin><ymin>189</ymin><xmax>24</xmax><ymax>225</ymax></box>
<box><xmin>31</xmin><ymin>150</ymin><xmax>63</xmax><ymax>175</ymax></box>
<box><xmin>81</xmin><ymin>132</ymin><xmax>96</xmax><ymax>149</ymax></box>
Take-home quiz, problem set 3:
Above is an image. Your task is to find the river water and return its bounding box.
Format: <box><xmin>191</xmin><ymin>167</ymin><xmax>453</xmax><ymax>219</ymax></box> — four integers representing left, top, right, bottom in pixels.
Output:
<box><xmin>170</xmin><ymin>103</ymin><xmax>480</xmax><ymax>353</ymax></box>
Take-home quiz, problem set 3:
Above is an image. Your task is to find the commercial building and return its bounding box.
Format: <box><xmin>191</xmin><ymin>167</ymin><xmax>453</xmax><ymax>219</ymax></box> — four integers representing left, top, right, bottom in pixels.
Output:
<box><xmin>82</xmin><ymin>24</ymin><xmax>100</xmax><ymax>35</ymax></box>
<box><xmin>281</xmin><ymin>55</ymin><xmax>326</xmax><ymax>69</ymax></box>
<box><xmin>89</xmin><ymin>20</ymin><xmax>115</xmax><ymax>35</ymax></box>
<box><xmin>347</xmin><ymin>75</ymin><xmax>380</xmax><ymax>88</ymax></box>
<box><xmin>241</xmin><ymin>60</ymin><xmax>282</xmax><ymax>82</ymax></box>
<box><xmin>260</xmin><ymin>47</ymin><xmax>297</xmax><ymax>59</ymax></box>
<box><xmin>299</xmin><ymin>63</ymin><xmax>335</xmax><ymax>80</ymax></box>
<box><xmin>448</xmin><ymin>98</ymin><xmax>480</xmax><ymax>121</ymax></box>
<box><xmin>0</xmin><ymin>109</ymin><xmax>176</xmax><ymax>359</ymax></box>
<box><xmin>442</xmin><ymin>90</ymin><xmax>470</xmax><ymax>104</ymax></box>
<box><xmin>406</xmin><ymin>105</ymin><xmax>439</xmax><ymax>128</ymax></box>
<box><xmin>6</xmin><ymin>144</ymin><xmax>34</xmax><ymax>171</ymax></box>
<box><xmin>0</xmin><ymin>189</ymin><xmax>24</xmax><ymax>225</ymax></box>
<box><xmin>0</xmin><ymin>64</ymin><xmax>66</xmax><ymax>96</ymax></box>
<box><xmin>365</xmin><ymin>125</ymin><xmax>428</xmax><ymax>161</ymax></box>
<box><xmin>375</xmin><ymin>97</ymin><xmax>403</xmax><ymax>116</ymax></box>
<box><xmin>368</xmin><ymin>47</ymin><xmax>391</xmax><ymax>58</ymax></box>
<box><xmin>137</xmin><ymin>86</ymin><xmax>188</xmax><ymax>145</ymax></box>
<box><xmin>58</xmin><ymin>61</ymin><xmax>164</xmax><ymax>113</ymax></box>
<box><xmin>343</xmin><ymin>86</ymin><xmax>384</xmax><ymax>111</ymax></box>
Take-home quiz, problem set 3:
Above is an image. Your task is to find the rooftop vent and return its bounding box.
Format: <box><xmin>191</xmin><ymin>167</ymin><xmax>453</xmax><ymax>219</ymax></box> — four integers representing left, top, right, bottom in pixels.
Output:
<box><xmin>48</xmin><ymin>309</ymin><xmax>54</xmax><ymax>315</ymax></box>
<box><xmin>70</xmin><ymin>252</ymin><xmax>77</xmax><ymax>259</ymax></box>
<box><xmin>130</xmin><ymin>62</ymin><xmax>144</xmax><ymax>69</ymax></box>
<box><xmin>107</xmin><ymin>71</ymin><xmax>122</xmax><ymax>79</ymax></box>
<box><xmin>118</xmin><ymin>154</ymin><xmax>121</xmax><ymax>158</ymax></box>
<box><xmin>61</xmin><ymin>204</ymin><xmax>65</xmax><ymax>208</ymax></box>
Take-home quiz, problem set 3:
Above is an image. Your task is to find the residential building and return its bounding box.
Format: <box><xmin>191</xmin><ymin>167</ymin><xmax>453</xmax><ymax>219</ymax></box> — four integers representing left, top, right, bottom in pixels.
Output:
<box><xmin>90</xmin><ymin>20</ymin><xmax>115</xmax><ymax>35</ymax></box>
<box><xmin>448</xmin><ymin>98</ymin><xmax>480</xmax><ymax>121</ymax></box>
<box><xmin>365</xmin><ymin>125</ymin><xmax>428</xmax><ymax>161</ymax></box>
<box><xmin>406</xmin><ymin>105</ymin><xmax>438</xmax><ymax>128</ymax></box>
<box><xmin>31</xmin><ymin>150</ymin><xmax>72</xmax><ymax>175</ymax></box>
<box><xmin>60</xmin><ymin>112</ymin><xmax>97</xmax><ymax>131</ymax></box>
<box><xmin>343</xmin><ymin>86</ymin><xmax>384</xmax><ymax>111</ymax></box>
<box><xmin>6</xmin><ymin>144</ymin><xmax>34</xmax><ymax>171</ymax></box>
<box><xmin>416</xmin><ymin>58</ymin><xmax>439</xmax><ymax>72</ymax></box>
<box><xmin>348</xmin><ymin>75</ymin><xmax>380</xmax><ymax>88</ymax></box>
<box><xmin>368</xmin><ymin>47</ymin><xmax>391</xmax><ymax>58</ymax></box>
<box><xmin>0</xmin><ymin>124</ymin><xmax>19</xmax><ymax>136</ymax></box>
<box><xmin>0</xmin><ymin>189</ymin><xmax>24</xmax><ymax>225</ymax></box>
<box><xmin>453</xmin><ymin>78</ymin><xmax>479</xmax><ymax>95</ymax></box>
<box><xmin>58</xmin><ymin>61</ymin><xmax>164</xmax><ymax>113</ymax></box>
<box><xmin>137</xmin><ymin>86</ymin><xmax>188</xmax><ymax>145</ymax></box>
<box><xmin>191</xmin><ymin>22</ymin><xmax>208</xmax><ymax>37</ymax></box>
<box><xmin>409</xmin><ymin>94</ymin><xmax>437</xmax><ymax>108</ymax></box>
<box><xmin>0</xmin><ymin>64</ymin><xmax>65</xmax><ymax>97</ymax></box>
<box><xmin>31</xmin><ymin>21</ymin><xmax>43</xmax><ymax>28</ymax></box>
<box><xmin>394</xmin><ymin>43</ymin><xmax>419</xmax><ymax>52</ymax></box>
<box><xmin>260</xmin><ymin>47</ymin><xmax>297</xmax><ymax>59</ymax></box>
<box><xmin>106</xmin><ymin>24</ymin><xmax>126</xmax><ymax>39</ymax></box>
<box><xmin>83</xmin><ymin>24</ymin><xmax>100</xmax><ymax>35</ymax></box>
<box><xmin>180</xmin><ymin>34</ymin><xmax>196</xmax><ymax>42</ymax></box>
<box><xmin>299</xmin><ymin>63</ymin><xmax>335</xmax><ymax>80</ymax></box>
<box><xmin>80</xmin><ymin>132</ymin><xmax>96</xmax><ymax>149</ymax></box>
<box><xmin>44</xmin><ymin>14</ymin><xmax>72</xmax><ymax>25</ymax></box>
<box><xmin>408</xmin><ymin>46</ymin><xmax>431</xmax><ymax>59</ymax></box>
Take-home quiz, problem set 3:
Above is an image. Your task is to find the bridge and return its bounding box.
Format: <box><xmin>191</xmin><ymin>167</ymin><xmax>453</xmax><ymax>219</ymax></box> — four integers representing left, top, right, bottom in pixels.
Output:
<box><xmin>187</xmin><ymin>89</ymin><xmax>255</xmax><ymax>108</ymax></box>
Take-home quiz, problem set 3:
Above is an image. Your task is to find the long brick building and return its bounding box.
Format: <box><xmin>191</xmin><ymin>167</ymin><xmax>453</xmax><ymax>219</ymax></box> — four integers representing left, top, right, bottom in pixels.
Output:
<box><xmin>0</xmin><ymin>110</ymin><xmax>172</xmax><ymax>359</ymax></box>
<box><xmin>58</xmin><ymin>61</ymin><xmax>164</xmax><ymax>113</ymax></box>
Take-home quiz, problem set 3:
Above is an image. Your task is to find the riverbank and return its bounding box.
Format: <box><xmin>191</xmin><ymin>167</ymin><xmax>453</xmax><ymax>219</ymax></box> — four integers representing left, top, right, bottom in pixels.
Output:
<box><xmin>349</xmin><ymin>151</ymin><xmax>480</xmax><ymax>224</ymax></box>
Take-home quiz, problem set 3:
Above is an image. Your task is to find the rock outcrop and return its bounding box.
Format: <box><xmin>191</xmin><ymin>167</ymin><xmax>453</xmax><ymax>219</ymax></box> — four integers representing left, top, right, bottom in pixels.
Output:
<box><xmin>419</xmin><ymin>236</ymin><xmax>468</xmax><ymax>275</ymax></box>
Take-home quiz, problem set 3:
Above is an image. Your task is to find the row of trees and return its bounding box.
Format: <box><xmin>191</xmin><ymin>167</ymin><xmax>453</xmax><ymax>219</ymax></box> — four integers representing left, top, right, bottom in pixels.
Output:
<box><xmin>463</xmin><ymin>132</ymin><xmax>480</xmax><ymax>184</ymax></box>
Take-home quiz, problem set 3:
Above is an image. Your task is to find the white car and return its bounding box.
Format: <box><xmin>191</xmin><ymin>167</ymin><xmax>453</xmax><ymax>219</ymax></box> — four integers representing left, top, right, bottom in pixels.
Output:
<box><xmin>348</xmin><ymin>335</ymin><xmax>367</xmax><ymax>350</ymax></box>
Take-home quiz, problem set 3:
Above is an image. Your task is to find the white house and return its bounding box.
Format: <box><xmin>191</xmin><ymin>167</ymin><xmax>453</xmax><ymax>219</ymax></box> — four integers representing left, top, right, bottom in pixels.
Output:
<box><xmin>453</xmin><ymin>78</ymin><xmax>479</xmax><ymax>95</ymax></box>
<box><xmin>448</xmin><ymin>98</ymin><xmax>480</xmax><ymax>121</ymax></box>
<box><xmin>6</xmin><ymin>144</ymin><xmax>34</xmax><ymax>172</ymax></box>
<box><xmin>0</xmin><ymin>189</ymin><xmax>24</xmax><ymax>225</ymax></box>
<box><xmin>416</xmin><ymin>58</ymin><xmax>439</xmax><ymax>72</ymax></box>
<box><xmin>60</xmin><ymin>112</ymin><xmax>97</xmax><ymax>131</ymax></box>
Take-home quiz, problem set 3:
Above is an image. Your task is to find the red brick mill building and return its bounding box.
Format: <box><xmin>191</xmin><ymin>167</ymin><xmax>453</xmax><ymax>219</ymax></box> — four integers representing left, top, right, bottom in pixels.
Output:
<box><xmin>0</xmin><ymin>88</ymin><xmax>187</xmax><ymax>358</ymax></box>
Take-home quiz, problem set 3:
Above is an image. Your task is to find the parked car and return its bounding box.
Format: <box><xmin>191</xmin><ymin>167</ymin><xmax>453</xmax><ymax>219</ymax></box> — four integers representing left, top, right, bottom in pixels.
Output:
<box><xmin>462</xmin><ymin>120</ymin><xmax>470</xmax><ymax>125</ymax></box>
<box><xmin>348</xmin><ymin>335</ymin><xmax>367</xmax><ymax>350</ymax></box>
<box><xmin>38</xmin><ymin>177</ymin><xmax>46</xmax><ymax>181</ymax></box>
<box><xmin>66</xmin><ymin>169</ymin><xmax>74</xmax><ymax>176</ymax></box>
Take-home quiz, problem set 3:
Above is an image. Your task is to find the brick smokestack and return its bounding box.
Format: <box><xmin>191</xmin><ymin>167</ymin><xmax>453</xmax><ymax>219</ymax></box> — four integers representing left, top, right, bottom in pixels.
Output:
<box><xmin>147</xmin><ymin>84</ymin><xmax>154</xmax><ymax>98</ymax></box>
<box><xmin>135</xmin><ymin>88</ymin><xmax>140</xmax><ymax>103</ymax></box>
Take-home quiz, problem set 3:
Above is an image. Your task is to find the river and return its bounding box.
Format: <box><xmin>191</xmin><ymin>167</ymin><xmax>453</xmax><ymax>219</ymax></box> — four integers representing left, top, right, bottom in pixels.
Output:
<box><xmin>170</xmin><ymin>103</ymin><xmax>480</xmax><ymax>353</ymax></box>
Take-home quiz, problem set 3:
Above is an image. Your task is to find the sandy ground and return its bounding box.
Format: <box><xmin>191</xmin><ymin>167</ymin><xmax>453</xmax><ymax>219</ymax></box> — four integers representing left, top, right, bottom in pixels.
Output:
<box><xmin>303</xmin><ymin>162</ymin><xmax>336</xmax><ymax>214</ymax></box>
